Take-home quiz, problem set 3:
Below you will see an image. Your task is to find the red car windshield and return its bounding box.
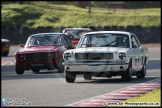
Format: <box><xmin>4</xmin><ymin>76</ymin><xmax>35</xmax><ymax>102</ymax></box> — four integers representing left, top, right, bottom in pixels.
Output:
<box><xmin>25</xmin><ymin>34</ymin><xmax>64</xmax><ymax>47</ymax></box>
<box><xmin>65</xmin><ymin>30</ymin><xmax>91</xmax><ymax>40</ymax></box>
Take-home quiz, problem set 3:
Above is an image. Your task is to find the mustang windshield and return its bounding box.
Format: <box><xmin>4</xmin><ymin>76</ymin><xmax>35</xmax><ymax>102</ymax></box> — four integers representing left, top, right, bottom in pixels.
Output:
<box><xmin>78</xmin><ymin>33</ymin><xmax>130</xmax><ymax>48</ymax></box>
<box><xmin>25</xmin><ymin>34</ymin><xmax>64</xmax><ymax>47</ymax></box>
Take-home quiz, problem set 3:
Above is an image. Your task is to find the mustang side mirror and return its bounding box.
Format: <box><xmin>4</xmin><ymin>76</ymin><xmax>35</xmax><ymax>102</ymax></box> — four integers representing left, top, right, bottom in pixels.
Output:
<box><xmin>139</xmin><ymin>46</ymin><xmax>143</xmax><ymax>51</ymax></box>
<box><xmin>20</xmin><ymin>44</ymin><xmax>24</xmax><ymax>47</ymax></box>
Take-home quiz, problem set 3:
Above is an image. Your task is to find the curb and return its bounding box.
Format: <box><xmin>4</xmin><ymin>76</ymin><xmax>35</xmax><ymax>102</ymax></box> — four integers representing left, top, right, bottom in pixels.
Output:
<box><xmin>66</xmin><ymin>78</ymin><xmax>161</xmax><ymax>107</ymax></box>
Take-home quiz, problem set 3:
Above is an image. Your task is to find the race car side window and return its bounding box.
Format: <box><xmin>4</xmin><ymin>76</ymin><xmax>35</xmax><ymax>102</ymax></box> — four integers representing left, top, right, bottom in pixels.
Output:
<box><xmin>81</xmin><ymin>37</ymin><xmax>89</xmax><ymax>47</ymax></box>
<box><xmin>25</xmin><ymin>36</ymin><xmax>34</xmax><ymax>47</ymax></box>
<box><xmin>131</xmin><ymin>35</ymin><xmax>139</xmax><ymax>48</ymax></box>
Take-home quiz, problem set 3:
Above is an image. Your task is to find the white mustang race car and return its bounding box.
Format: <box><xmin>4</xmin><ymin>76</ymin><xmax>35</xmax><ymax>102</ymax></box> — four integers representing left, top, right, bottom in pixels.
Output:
<box><xmin>62</xmin><ymin>31</ymin><xmax>149</xmax><ymax>83</ymax></box>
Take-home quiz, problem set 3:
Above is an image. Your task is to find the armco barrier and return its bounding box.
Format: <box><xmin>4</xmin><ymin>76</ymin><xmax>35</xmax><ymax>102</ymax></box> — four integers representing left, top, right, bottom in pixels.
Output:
<box><xmin>103</xmin><ymin>26</ymin><xmax>111</xmax><ymax>31</ymax></box>
<box><xmin>125</xmin><ymin>26</ymin><xmax>134</xmax><ymax>33</ymax></box>
<box><xmin>96</xmin><ymin>26</ymin><xmax>103</xmax><ymax>31</ymax></box>
<box><xmin>118</xmin><ymin>26</ymin><xmax>125</xmax><ymax>31</ymax></box>
<box><xmin>111</xmin><ymin>26</ymin><xmax>118</xmax><ymax>31</ymax></box>
<box><xmin>1</xmin><ymin>26</ymin><xmax>161</xmax><ymax>45</ymax></box>
<box><xmin>88</xmin><ymin>26</ymin><xmax>98</xmax><ymax>31</ymax></box>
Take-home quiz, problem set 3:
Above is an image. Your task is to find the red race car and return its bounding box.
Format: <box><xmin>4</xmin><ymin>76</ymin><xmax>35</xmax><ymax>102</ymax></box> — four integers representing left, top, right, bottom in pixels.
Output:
<box><xmin>15</xmin><ymin>33</ymin><xmax>74</xmax><ymax>74</ymax></box>
<box><xmin>62</xmin><ymin>28</ymin><xmax>92</xmax><ymax>46</ymax></box>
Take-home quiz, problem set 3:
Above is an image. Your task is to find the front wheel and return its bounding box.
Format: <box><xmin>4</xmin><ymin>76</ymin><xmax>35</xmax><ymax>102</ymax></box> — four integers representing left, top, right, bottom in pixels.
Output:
<box><xmin>65</xmin><ymin>69</ymin><xmax>76</xmax><ymax>83</ymax></box>
<box><xmin>121</xmin><ymin>60</ymin><xmax>132</xmax><ymax>81</ymax></box>
<box><xmin>15</xmin><ymin>63</ymin><xmax>25</xmax><ymax>74</ymax></box>
<box><xmin>32</xmin><ymin>69</ymin><xmax>40</xmax><ymax>74</ymax></box>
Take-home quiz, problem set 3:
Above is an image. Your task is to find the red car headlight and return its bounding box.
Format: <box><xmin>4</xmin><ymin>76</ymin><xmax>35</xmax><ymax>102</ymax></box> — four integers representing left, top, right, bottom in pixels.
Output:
<box><xmin>48</xmin><ymin>53</ymin><xmax>54</xmax><ymax>58</ymax></box>
<box><xmin>17</xmin><ymin>54</ymin><xmax>26</xmax><ymax>60</ymax></box>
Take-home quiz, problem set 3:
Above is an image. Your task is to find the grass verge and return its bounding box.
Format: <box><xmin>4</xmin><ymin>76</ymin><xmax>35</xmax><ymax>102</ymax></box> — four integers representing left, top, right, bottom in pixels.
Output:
<box><xmin>1</xmin><ymin>3</ymin><xmax>161</xmax><ymax>28</ymax></box>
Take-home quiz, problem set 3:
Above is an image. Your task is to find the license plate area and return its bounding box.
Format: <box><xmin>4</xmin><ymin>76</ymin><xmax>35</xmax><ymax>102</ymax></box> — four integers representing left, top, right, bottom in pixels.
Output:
<box><xmin>31</xmin><ymin>63</ymin><xmax>44</xmax><ymax>67</ymax></box>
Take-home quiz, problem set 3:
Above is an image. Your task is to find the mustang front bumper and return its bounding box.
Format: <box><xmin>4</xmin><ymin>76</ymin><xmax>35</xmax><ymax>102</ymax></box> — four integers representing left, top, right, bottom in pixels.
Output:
<box><xmin>62</xmin><ymin>61</ymin><xmax>129</xmax><ymax>72</ymax></box>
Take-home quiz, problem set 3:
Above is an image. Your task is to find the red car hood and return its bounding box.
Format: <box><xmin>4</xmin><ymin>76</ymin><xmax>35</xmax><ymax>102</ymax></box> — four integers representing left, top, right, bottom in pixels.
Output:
<box><xmin>17</xmin><ymin>46</ymin><xmax>59</xmax><ymax>54</ymax></box>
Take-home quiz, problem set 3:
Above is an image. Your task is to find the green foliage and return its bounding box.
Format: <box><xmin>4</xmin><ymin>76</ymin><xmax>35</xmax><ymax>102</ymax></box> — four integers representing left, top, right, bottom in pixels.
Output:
<box><xmin>123</xmin><ymin>89</ymin><xmax>161</xmax><ymax>107</ymax></box>
<box><xmin>124</xmin><ymin>89</ymin><xmax>160</xmax><ymax>102</ymax></box>
<box><xmin>1</xmin><ymin>4</ymin><xmax>161</xmax><ymax>28</ymax></box>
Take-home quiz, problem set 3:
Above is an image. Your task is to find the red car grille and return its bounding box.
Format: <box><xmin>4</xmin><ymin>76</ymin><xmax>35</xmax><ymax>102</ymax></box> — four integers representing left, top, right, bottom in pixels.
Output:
<box><xmin>18</xmin><ymin>53</ymin><xmax>55</xmax><ymax>59</ymax></box>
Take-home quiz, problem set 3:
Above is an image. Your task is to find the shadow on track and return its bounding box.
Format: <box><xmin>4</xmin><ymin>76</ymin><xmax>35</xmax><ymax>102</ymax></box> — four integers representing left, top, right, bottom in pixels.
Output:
<box><xmin>74</xmin><ymin>76</ymin><xmax>160</xmax><ymax>84</ymax></box>
<box><xmin>1</xmin><ymin>60</ymin><xmax>160</xmax><ymax>82</ymax></box>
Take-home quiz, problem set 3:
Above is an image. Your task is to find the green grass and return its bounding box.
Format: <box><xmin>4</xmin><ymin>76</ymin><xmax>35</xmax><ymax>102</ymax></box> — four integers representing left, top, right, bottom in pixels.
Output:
<box><xmin>107</xmin><ymin>89</ymin><xmax>161</xmax><ymax>107</ymax></box>
<box><xmin>1</xmin><ymin>3</ymin><xmax>161</xmax><ymax>28</ymax></box>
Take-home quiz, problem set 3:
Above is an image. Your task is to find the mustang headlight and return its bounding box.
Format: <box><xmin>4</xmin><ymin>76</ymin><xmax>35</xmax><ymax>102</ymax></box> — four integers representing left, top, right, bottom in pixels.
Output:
<box><xmin>118</xmin><ymin>53</ymin><xmax>126</xmax><ymax>60</ymax></box>
<box><xmin>64</xmin><ymin>53</ymin><xmax>71</xmax><ymax>60</ymax></box>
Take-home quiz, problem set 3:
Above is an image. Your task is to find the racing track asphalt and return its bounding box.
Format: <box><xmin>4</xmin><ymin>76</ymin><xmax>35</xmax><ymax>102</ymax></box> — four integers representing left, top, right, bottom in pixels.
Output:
<box><xmin>1</xmin><ymin>46</ymin><xmax>161</xmax><ymax>106</ymax></box>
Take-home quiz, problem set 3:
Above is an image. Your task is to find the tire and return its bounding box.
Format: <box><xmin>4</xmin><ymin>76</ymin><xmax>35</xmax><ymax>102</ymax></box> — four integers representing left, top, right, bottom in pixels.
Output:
<box><xmin>56</xmin><ymin>57</ymin><xmax>64</xmax><ymax>73</ymax></box>
<box><xmin>136</xmin><ymin>58</ymin><xmax>147</xmax><ymax>78</ymax></box>
<box><xmin>83</xmin><ymin>74</ymin><xmax>92</xmax><ymax>80</ymax></box>
<box><xmin>15</xmin><ymin>63</ymin><xmax>25</xmax><ymax>74</ymax></box>
<box><xmin>32</xmin><ymin>69</ymin><xmax>40</xmax><ymax>74</ymax></box>
<box><xmin>121</xmin><ymin>60</ymin><xmax>132</xmax><ymax>81</ymax></box>
<box><xmin>65</xmin><ymin>69</ymin><xmax>76</xmax><ymax>83</ymax></box>
<box><xmin>2</xmin><ymin>51</ymin><xmax>9</xmax><ymax>56</ymax></box>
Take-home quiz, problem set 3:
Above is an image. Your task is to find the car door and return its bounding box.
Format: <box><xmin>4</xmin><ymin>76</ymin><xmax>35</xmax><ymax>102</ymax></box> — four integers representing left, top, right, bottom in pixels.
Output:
<box><xmin>131</xmin><ymin>35</ymin><xmax>143</xmax><ymax>71</ymax></box>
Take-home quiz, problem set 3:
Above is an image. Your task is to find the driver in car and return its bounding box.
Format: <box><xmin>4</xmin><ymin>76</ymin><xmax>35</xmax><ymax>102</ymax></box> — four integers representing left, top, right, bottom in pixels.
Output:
<box><xmin>37</xmin><ymin>38</ymin><xmax>45</xmax><ymax>45</ymax></box>
<box><xmin>115</xmin><ymin>37</ymin><xmax>129</xmax><ymax>47</ymax></box>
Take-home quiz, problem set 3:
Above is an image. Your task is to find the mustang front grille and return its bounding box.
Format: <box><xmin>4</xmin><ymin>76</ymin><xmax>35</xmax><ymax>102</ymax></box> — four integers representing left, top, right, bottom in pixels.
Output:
<box><xmin>75</xmin><ymin>53</ymin><xmax>113</xmax><ymax>60</ymax></box>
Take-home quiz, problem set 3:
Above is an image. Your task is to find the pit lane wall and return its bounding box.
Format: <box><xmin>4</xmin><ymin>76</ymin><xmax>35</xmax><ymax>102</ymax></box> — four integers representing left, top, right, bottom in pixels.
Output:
<box><xmin>1</xmin><ymin>26</ymin><xmax>161</xmax><ymax>45</ymax></box>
